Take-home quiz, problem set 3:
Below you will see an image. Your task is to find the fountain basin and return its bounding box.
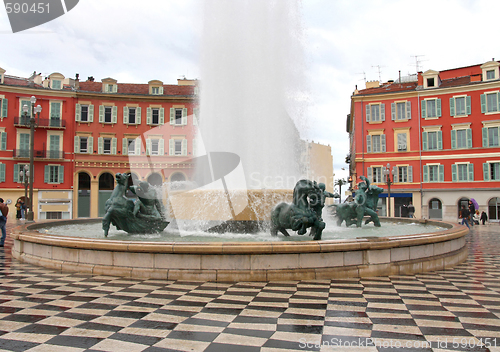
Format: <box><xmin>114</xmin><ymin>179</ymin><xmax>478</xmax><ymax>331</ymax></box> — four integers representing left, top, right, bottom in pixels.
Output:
<box><xmin>11</xmin><ymin>218</ymin><xmax>467</xmax><ymax>281</ymax></box>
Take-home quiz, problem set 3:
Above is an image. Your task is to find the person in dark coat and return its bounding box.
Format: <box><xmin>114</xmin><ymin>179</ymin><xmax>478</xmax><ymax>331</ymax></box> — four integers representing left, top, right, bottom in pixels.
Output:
<box><xmin>468</xmin><ymin>200</ymin><xmax>475</xmax><ymax>227</ymax></box>
<box><xmin>460</xmin><ymin>205</ymin><xmax>470</xmax><ymax>229</ymax></box>
<box><xmin>481</xmin><ymin>211</ymin><xmax>488</xmax><ymax>225</ymax></box>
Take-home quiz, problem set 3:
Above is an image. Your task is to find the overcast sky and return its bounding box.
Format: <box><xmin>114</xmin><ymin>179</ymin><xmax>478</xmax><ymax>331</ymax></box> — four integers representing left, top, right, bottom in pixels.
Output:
<box><xmin>1</xmin><ymin>0</ymin><xmax>498</xmax><ymax>185</ymax></box>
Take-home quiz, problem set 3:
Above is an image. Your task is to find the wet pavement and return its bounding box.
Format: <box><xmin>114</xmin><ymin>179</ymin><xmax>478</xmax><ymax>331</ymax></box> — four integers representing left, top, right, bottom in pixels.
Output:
<box><xmin>1</xmin><ymin>221</ymin><xmax>500</xmax><ymax>351</ymax></box>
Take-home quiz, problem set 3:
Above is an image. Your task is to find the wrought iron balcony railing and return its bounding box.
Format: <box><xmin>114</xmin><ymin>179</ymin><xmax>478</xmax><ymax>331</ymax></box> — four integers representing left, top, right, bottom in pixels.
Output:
<box><xmin>13</xmin><ymin>149</ymin><xmax>64</xmax><ymax>159</ymax></box>
<box><xmin>14</xmin><ymin>116</ymin><xmax>66</xmax><ymax>128</ymax></box>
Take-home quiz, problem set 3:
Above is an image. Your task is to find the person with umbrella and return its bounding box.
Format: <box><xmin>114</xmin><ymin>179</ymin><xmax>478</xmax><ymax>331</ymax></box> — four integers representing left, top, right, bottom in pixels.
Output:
<box><xmin>468</xmin><ymin>200</ymin><xmax>476</xmax><ymax>227</ymax></box>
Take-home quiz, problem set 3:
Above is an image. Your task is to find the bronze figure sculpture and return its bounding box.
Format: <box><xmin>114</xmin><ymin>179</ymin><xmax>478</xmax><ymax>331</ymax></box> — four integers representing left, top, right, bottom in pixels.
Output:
<box><xmin>270</xmin><ymin>179</ymin><xmax>334</xmax><ymax>240</ymax></box>
<box><xmin>334</xmin><ymin>176</ymin><xmax>382</xmax><ymax>227</ymax></box>
<box><xmin>102</xmin><ymin>173</ymin><xmax>169</xmax><ymax>237</ymax></box>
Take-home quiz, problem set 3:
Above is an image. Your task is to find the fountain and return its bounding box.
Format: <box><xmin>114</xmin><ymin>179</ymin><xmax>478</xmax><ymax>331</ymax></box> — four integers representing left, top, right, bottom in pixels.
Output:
<box><xmin>10</xmin><ymin>0</ymin><xmax>468</xmax><ymax>281</ymax></box>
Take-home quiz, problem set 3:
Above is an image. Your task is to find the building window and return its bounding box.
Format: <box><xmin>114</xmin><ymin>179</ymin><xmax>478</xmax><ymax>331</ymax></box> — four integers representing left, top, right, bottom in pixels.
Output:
<box><xmin>395</xmin><ymin>166</ymin><xmax>412</xmax><ymax>183</ymax></box>
<box><xmin>76</xmin><ymin>104</ymin><xmax>94</xmax><ymax>123</ymax></box>
<box><xmin>128</xmin><ymin>139</ymin><xmax>136</xmax><ymax>155</ymax></box>
<box><xmin>481</xmin><ymin>92</ymin><xmax>500</xmax><ymax>113</ymax></box>
<box><xmin>427</xmin><ymin>78</ymin><xmax>435</xmax><ymax>87</ymax></box>
<box><xmin>1</xmin><ymin>98</ymin><xmax>7</xmax><ymax>119</ymax></box>
<box><xmin>422</xmin><ymin>130</ymin><xmax>442</xmax><ymax>151</ymax></box>
<box><xmin>450</xmin><ymin>96</ymin><xmax>471</xmax><ymax>117</ymax></box>
<box><xmin>147</xmin><ymin>107</ymin><xmax>163</xmax><ymax>125</ymax></box>
<box><xmin>451</xmin><ymin>128</ymin><xmax>472</xmax><ymax>149</ymax></box>
<box><xmin>365</xmin><ymin>103</ymin><xmax>385</xmax><ymax>123</ymax></box>
<box><xmin>152</xmin><ymin>87</ymin><xmax>159</xmax><ymax>95</ymax></box>
<box><xmin>175</xmin><ymin>109</ymin><xmax>182</xmax><ymax>124</ymax></box>
<box><xmin>123</xmin><ymin>107</ymin><xmax>141</xmax><ymax>125</ymax></box>
<box><xmin>49</xmin><ymin>135</ymin><xmax>61</xmax><ymax>159</ymax></box>
<box><xmin>98</xmin><ymin>137</ymin><xmax>116</xmax><ymax>155</ymax></box>
<box><xmin>46</xmin><ymin>212</ymin><xmax>62</xmax><ymax>219</ymax></box>
<box><xmin>452</xmin><ymin>163</ymin><xmax>473</xmax><ymax>182</ymax></box>
<box><xmin>397</xmin><ymin>133</ymin><xmax>407</xmax><ymax>151</ymax></box>
<box><xmin>104</xmin><ymin>107</ymin><xmax>112</xmax><ymax>123</ymax></box>
<box><xmin>487</xmin><ymin>70</ymin><xmax>496</xmax><ymax>80</ymax></box>
<box><xmin>422</xmin><ymin>98</ymin><xmax>441</xmax><ymax>118</ymax></box>
<box><xmin>175</xmin><ymin>140</ymin><xmax>182</xmax><ymax>155</ymax></box>
<box><xmin>52</xmin><ymin>80</ymin><xmax>62</xmax><ymax>89</ymax></box>
<box><xmin>169</xmin><ymin>138</ymin><xmax>187</xmax><ymax>156</ymax></box>
<box><xmin>366</xmin><ymin>134</ymin><xmax>385</xmax><ymax>153</ymax></box>
<box><xmin>391</xmin><ymin>101</ymin><xmax>411</xmax><ymax>121</ymax></box>
<box><xmin>483</xmin><ymin>126</ymin><xmax>500</xmax><ymax>147</ymax></box>
<box><xmin>367</xmin><ymin>166</ymin><xmax>382</xmax><ymax>183</ymax></box>
<box><xmin>14</xmin><ymin>163</ymin><xmax>28</xmax><ymax>183</ymax></box>
<box><xmin>81</xmin><ymin>105</ymin><xmax>88</xmax><ymax>122</ymax></box>
<box><xmin>484</xmin><ymin>162</ymin><xmax>500</xmax><ymax>181</ymax></box>
<box><xmin>103</xmin><ymin>138</ymin><xmax>111</xmax><ymax>154</ymax></box>
<box><xmin>44</xmin><ymin>165</ymin><xmax>64</xmax><ymax>184</ymax></box>
<box><xmin>146</xmin><ymin>138</ymin><xmax>164</xmax><ymax>156</ymax></box>
<box><xmin>423</xmin><ymin>164</ymin><xmax>444</xmax><ymax>183</ymax></box>
<box><xmin>128</xmin><ymin>108</ymin><xmax>136</xmax><ymax>124</ymax></box>
<box><xmin>79</xmin><ymin>137</ymin><xmax>88</xmax><ymax>153</ymax></box>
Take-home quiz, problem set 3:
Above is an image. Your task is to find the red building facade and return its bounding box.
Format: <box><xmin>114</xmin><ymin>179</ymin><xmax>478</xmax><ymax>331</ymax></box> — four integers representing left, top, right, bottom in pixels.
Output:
<box><xmin>349</xmin><ymin>60</ymin><xmax>500</xmax><ymax>222</ymax></box>
<box><xmin>0</xmin><ymin>68</ymin><xmax>198</xmax><ymax>220</ymax></box>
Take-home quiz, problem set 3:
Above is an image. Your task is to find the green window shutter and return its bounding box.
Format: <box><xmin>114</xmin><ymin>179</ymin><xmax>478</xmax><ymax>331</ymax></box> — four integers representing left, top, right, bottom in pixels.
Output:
<box><xmin>423</xmin><ymin>165</ymin><xmax>428</xmax><ymax>182</ymax></box>
<box><xmin>1</xmin><ymin>98</ymin><xmax>7</xmax><ymax>118</ymax></box>
<box><xmin>169</xmin><ymin>139</ymin><xmax>174</xmax><ymax>155</ymax></box>
<box><xmin>136</xmin><ymin>107</ymin><xmax>141</xmax><ymax>124</ymax></box>
<box><xmin>74</xmin><ymin>136</ymin><xmax>80</xmax><ymax>153</ymax></box>
<box><xmin>421</xmin><ymin>100</ymin><xmax>427</xmax><ymax>118</ymax></box>
<box><xmin>367</xmin><ymin>167</ymin><xmax>372</xmax><ymax>183</ymax></box>
<box><xmin>466</xmin><ymin>96</ymin><xmax>471</xmax><ymax>115</ymax></box>
<box><xmin>182</xmin><ymin>139</ymin><xmax>187</xmax><ymax>155</ymax></box>
<box><xmin>451</xmin><ymin>130</ymin><xmax>457</xmax><ymax>149</ymax></box>
<box><xmin>13</xmin><ymin>164</ymin><xmax>20</xmax><ymax>183</ymax></box>
<box><xmin>146</xmin><ymin>108</ymin><xmax>152</xmax><ymax>125</ymax></box>
<box><xmin>366</xmin><ymin>135</ymin><xmax>371</xmax><ymax>153</ymax></box>
<box><xmin>466</xmin><ymin>129</ymin><xmax>472</xmax><ymax>148</ymax></box>
<box><xmin>159</xmin><ymin>87</ymin><xmax>164</xmax><ymax>95</ymax></box>
<box><xmin>381</xmin><ymin>134</ymin><xmax>386</xmax><ymax>152</ymax></box>
<box><xmin>98</xmin><ymin>137</ymin><xmax>103</xmax><ymax>154</ymax></box>
<box><xmin>481</xmin><ymin>94</ymin><xmax>486</xmax><ymax>113</ymax></box>
<box><xmin>408</xmin><ymin>165</ymin><xmax>413</xmax><ymax>183</ymax></box>
<box><xmin>182</xmin><ymin>108</ymin><xmax>188</xmax><ymax>125</ymax></box>
<box><xmin>88</xmin><ymin>137</ymin><xmax>93</xmax><ymax>154</ymax></box>
<box><xmin>146</xmin><ymin>138</ymin><xmax>151</xmax><ymax>155</ymax></box>
<box><xmin>159</xmin><ymin>139</ymin><xmax>165</xmax><ymax>155</ymax></box>
<box><xmin>484</xmin><ymin>163</ymin><xmax>490</xmax><ymax>181</ymax></box>
<box><xmin>422</xmin><ymin>131</ymin><xmax>427</xmax><ymax>151</ymax></box>
<box><xmin>44</xmin><ymin>165</ymin><xmax>49</xmax><ymax>183</ymax></box>
<box><xmin>0</xmin><ymin>163</ymin><xmax>5</xmax><ymax>182</ymax></box>
<box><xmin>75</xmin><ymin>103</ymin><xmax>81</xmax><ymax>121</ymax></box>
<box><xmin>365</xmin><ymin>105</ymin><xmax>370</xmax><ymax>122</ymax></box>
<box><xmin>482</xmin><ymin>127</ymin><xmax>488</xmax><ymax>147</ymax></box>
<box><xmin>112</xmin><ymin>106</ymin><xmax>117</xmax><ymax>124</ymax></box>
<box><xmin>135</xmin><ymin>138</ymin><xmax>141</xmax><ymax>155</ymax></box>
<box><xmin>380</xmin><ymin>103</ymin><xmax>385</xmax><ymax>121</ymax></box>
<box><xmin>51</xmin><ymin>102</ymin><xmax>61</xmax><ymax>118</ymax></box>
<box><xmin>406</xmin><ymin>101</ymin><xmax>411</xmax><ymax>119</ymax></box>
<box><xmin>170</xmin><ymin>108</ymin><xmax>175</xmax><ymax>125</ymax></box>
<box><xmin>160</xmin><ymin>108</ymin><xmax>165</xmax><ymax>125</ymax></box>
<box><xmin>437</xmin><ymin>131</ymin><xmax>443</xmax><ymax>150</ymax></box>
<box><xmin>391</xmin><ymin>103</ymin><xmax>396</xmax><ymax>120</ymax></box>
<box><xmin>0</xmin><ymin>132</ymin><xmax>6</xmax><ymax>150</ymax></box>
<box><xmin>111</xmin><ymin>138</ymin><xmax>117</xmax><ymax>155</ymax></box>
<box><xmin>449</xmin><ymin>97</ymin><xmax>455</xmax><ymax>116</ymax></box>
<box><xmin>436</xmin><ymin>99</ymin><xmax>441</xmax><ymax>117</ymax></box>
<box><xmin>123</xmin><ymin>106</ymin><xmax>129</xmax><ymax>124</ymax></box>
<box><xmin>99</xmin><ymin>105</ymin><xmax>104</xmax><ymax>123</ymax></box>
<box><xmin>113</xmin><ymin>84</ymin><xmax>118</xmax><ymax>93</ymax></box>
<box><xmin>439</xmin><ymin>165</ymin><xmax>444</xmax><ymax>182</ymax></box>
<box><xmin>452</xmin><ymin>164</ymin><xmax>457</xmax><ymax>182</ymax></box>
<box><xmin>89</xmin><ymin>105</ymin><xmax>94</xmax><ymax>122</ymax></box>
<box><xmin>59</xmin><ymin>165</ymin><xmax>64</xmax><ymax>184</ymax></box>
<box><xmin>468</xmin><ymin>163</ymin><xmax>474</xmax><ymax>181</ymax></box>
<box><xmin>498</xmin><ymin>92</ymin><xmax>500</xmax><ymax>112</ymax></box>
<box><xmin>122</xmin><ymin>138</ymin><xmax>128</xmax><ymax>155</ymax></box>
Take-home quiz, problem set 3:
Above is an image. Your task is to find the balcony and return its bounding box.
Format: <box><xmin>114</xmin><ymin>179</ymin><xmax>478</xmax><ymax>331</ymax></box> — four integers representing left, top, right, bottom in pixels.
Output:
<box><xmin>13</xmin><ymin>149</ymin><xmax>64</xmax><ymax>160</ymax></box>
<box><xmin>14</xmin><ymin>116</ymin><xmax>66</xmax><ymax>129</ymax></box>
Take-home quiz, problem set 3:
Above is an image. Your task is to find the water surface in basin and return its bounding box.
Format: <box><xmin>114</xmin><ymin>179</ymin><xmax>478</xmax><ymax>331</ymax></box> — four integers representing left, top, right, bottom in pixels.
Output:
<box><xmin>41</xmin><ymin>221</ymin><xmax>445</xmax><ymax>242</ymax></box>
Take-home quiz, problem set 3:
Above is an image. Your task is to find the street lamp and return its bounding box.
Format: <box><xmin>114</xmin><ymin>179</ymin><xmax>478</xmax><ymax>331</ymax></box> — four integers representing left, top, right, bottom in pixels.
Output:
<box><xmin>19</xmin><ymin>165</ymin><xmax>28</xmax><ymax>219</ymax></box>
<box><xmin>22</xmin><ymin>96</ymin><xmax>41</xmax><ymax>221</ymax></box>
<box><xmin>383</xmin><ymin>163</ymin><xmax>396</xmax><ymax>217</ymax></box>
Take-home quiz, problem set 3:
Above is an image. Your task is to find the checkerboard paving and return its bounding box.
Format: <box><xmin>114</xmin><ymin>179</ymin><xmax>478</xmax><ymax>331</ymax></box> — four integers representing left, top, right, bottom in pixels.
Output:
<box><xmin>2</xmin><ymin>223</ymin><xmax>500</xmax><ymax>351</ymax></box>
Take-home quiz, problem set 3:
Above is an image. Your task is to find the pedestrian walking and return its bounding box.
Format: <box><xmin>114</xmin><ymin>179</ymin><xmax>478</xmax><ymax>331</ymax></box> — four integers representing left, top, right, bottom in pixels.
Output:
<box><xmin>460</xmin><ymin>205</ymin><xmax>470</xmax><ymax>229</ymax></box>
<box><xmin>408</xmin><ymin>201</ymin><xmax>415</xmax><ymax>218</ymax></box>
<box><xmin>468</xmin><ymin>200</ymin><xmax>475</xmax><ymax>227</ymax></box>
<box><xmin>15</xmin><ymin>199</ymin><xmax>22</xmax><ymax>219</ymax></box>
<box><xmin>0</xmin><ymin>198</ymin><xmax>9</xmax><ymax>247</ymax></box>
<box><xmin>481</xmin><ymin>211</ymin><xmax>488</xmax><ymax>225</ymax></box>
<box><xmin>473</xmin><ymin>210</ymin><xmax>480</xmax><ymax>225</ymax></box>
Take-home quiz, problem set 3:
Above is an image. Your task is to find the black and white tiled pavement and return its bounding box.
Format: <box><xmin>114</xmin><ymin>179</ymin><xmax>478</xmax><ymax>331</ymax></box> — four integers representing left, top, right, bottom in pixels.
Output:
<box><xmin>2</xmin><ymin>223</ymin><xmax>500</xmax><ymax>351</ymax></box>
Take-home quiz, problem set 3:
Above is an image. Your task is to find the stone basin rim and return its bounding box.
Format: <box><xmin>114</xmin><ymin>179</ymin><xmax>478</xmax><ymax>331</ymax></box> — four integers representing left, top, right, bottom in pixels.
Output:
<box><xmin>12</xmin><ymin>217</ymin><xmax>467</xmax><ymax>254</ymax></box>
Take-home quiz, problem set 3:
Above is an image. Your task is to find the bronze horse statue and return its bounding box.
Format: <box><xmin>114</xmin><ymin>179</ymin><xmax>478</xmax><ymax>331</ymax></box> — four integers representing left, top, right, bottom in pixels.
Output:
<box><xmin>270</xmin><ymin>180</ymin><xmax>326</xmax><ymax>240</ymax></box>
<box><xmin>102</xmin><ymin>173</ymin><xmax>169</xmax><ymax>237</ymax></box>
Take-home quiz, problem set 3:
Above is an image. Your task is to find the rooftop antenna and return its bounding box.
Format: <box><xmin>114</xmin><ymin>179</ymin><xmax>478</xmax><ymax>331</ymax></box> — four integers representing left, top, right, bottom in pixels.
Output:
<box><xmin>356</xmin><ymin>71</ymin><xmax>366</xmax><ymax>84</ymax></box>
<box><xmin>372</xmin><ymin>65</ymin><xmax>385</xmax><ymax>82</ymax></box>
<box><xmin>410</xmin><ymin>55</ymin><xmax>427</xmax><ymax>73</ymax></box>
